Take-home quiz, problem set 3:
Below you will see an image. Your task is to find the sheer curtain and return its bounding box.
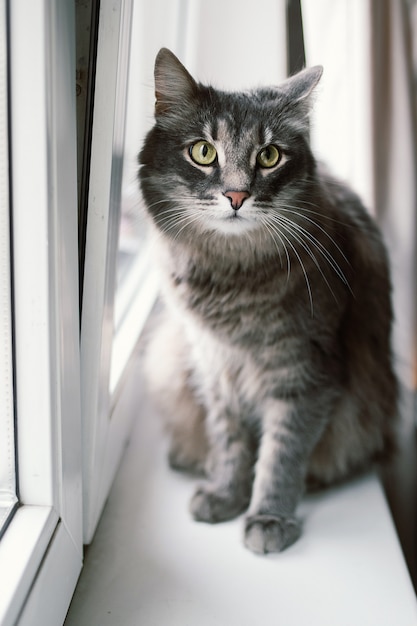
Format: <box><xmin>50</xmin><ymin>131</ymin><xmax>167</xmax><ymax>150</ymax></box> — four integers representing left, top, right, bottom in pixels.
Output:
<box><xmin>369</xmin><ymin>0</ymin><xmax>417</xmax><ymax>394</ymax></box>
<box><xmin>302</xmin><ymin>0</ymin><xmax>416</xmax><ymax>395</ymax></box>
<box><xmin>301</xmin><ymin>0</ymin><xmax>417</xmax><ymax>584</ymax></box>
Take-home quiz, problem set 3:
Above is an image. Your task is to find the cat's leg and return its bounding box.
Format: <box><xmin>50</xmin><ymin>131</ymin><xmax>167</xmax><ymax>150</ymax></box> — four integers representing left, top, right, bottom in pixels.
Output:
<box><xmin>144</xmin><ymin>311</ymin><xmax>208</xmax><ymax>474</ymax></box>
<box><xmin>165</xmin><ymin>386</ymin><xmax>207</xmax><ymax>475</ymax></box>
<box><xmin>306</xmin><ymin>390</ymin><xmax>397</xmax><ymax>488</ymax></box>
<box><xmin>244</xmin><ymin>397</ymin><xmax>327</xmax><ymax>554</ymax></box>
<box><xmin>189</xmin><ymin>404</ymin><xmax>255</xmax><ymax>523</ymax></box>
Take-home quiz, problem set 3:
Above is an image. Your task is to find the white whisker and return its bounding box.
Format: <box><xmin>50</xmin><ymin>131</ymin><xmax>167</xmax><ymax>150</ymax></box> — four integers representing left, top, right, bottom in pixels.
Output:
<box><xmin>264</xmin><ymin>218</ymin><xmax>314</xmax><ymax>315</ymax></box>
<box><xmin>273</xmin><ymin>215</ymin><xmax>339</xmax><ymax>305</ymax></box>
<box><xmin>274</xmin><ymin>213</ymin><xmax>352</xmax><ymax>295</ymax></box>
<box><xmin>279</xmin><ymin>205</ymin><xmax>351</xmax><ymax>264</ymax></box>
<box><xmin>258</xmin><ymin>215</ymin><xmax>292</xmax><ymax>282</ymax></box>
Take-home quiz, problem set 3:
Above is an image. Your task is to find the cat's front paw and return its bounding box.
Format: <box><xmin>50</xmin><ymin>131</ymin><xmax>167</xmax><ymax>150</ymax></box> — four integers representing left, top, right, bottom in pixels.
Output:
<box><xmin>244</xmin><ymin>514</ymin><xmax>301</xmax><ymax>554</ymax></box>
<box><xmin>190</xmin><ymin>485</ymin><xmax>248</xmax><ymax>523</ymax></box>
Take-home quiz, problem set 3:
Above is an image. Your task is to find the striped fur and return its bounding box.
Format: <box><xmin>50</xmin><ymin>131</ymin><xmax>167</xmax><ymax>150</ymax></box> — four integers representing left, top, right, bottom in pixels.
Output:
<box><xmin>139</xmin><ymin>49</ymin><xmax>398</xmax><ymax>554</ymax></box>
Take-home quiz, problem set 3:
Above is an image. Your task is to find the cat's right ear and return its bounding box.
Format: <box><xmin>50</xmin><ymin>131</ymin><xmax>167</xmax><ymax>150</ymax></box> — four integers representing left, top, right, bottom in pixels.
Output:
<box><xmin>154</xmin><ymin>48</ymin><xmax>197</xmax><ymax>117</ymax></box>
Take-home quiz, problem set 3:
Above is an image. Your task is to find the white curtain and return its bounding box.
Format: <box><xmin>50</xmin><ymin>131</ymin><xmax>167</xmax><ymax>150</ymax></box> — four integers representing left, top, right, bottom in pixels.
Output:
<box><xmin>302</xmin><ymin>0</ymin><xmax>417</xmax><ymax>396</ymax></box>
<box><xmin>302</xmin><ymin>0</ymin><xmax>417</xmax><ymax>583</ymax></box>
<box><xmin>182</xmin><ymin>0</ymin><xmax>287</xmax><ymax>88</ymax></box>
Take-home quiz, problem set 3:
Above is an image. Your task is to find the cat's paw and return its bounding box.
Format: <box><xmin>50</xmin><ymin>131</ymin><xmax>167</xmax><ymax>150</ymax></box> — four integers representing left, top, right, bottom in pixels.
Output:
<box><xmin>168</xmin><ymin>445</ymin><xmax>206</xmax><ymax>476</ymax></box>
<box><xmin>244</xmin><ymin>514</ymin><xmax>301</xmax><ymax>554</ymax></box>
<box><xmin>190</xmin><ymin>485</ymin><xmax>247</xmax><ymax>523</ymax></box>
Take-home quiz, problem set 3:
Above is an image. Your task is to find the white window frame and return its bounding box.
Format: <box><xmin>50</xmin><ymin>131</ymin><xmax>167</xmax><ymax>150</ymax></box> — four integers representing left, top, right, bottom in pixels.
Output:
<box><xmin>81</xmin><ymin>0</ymin><xmax>205</xmax><ymax>545</ymax></box>
<box><xmin>80</xmin><ymin>0</ymin><xmax>137</xmax><ymax>544</ymax></box>
<box><xmin>0</xmin><ymin>0</ymin><xmax>17</xmax><ymax>536</ymax></box>
<box><xmin>0</xmin><ymin>2</ymin><xmax>82</xmax><ymax>624</ymax></box>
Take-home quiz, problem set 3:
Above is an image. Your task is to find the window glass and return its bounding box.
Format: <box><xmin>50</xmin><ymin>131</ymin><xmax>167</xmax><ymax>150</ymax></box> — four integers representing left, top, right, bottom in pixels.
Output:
<box><xmin>112</xmin><ymin>0</ymin><xmax>150</xmax><ymax>339</ymax></box>
<box><xmin>109</xmin><ymin>0</ymin><xmax>173</xmax><ymax>395</ymax></box>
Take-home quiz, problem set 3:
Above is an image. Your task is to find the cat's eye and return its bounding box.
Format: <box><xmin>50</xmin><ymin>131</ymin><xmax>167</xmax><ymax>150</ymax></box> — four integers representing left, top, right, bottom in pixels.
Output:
<box><xmin>257</xmin><ymin>144</ymin><xmax>281</xmax><ymax>168</ymax></box>
<box><xmin>189</xmin><ymin>141</ymin><xmax>217</xmax><ymax>166</ymax></box>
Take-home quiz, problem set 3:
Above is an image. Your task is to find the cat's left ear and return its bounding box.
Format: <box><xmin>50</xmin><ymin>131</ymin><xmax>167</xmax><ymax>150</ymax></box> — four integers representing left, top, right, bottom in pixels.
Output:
<box><xmin>281</xmin><ymin>65</ymin><xmax>323</xmax><ymax>103</ymax></box>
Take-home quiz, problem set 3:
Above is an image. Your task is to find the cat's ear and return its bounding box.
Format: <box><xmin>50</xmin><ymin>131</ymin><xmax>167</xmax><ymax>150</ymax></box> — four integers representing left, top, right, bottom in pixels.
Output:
<box><xmin>281</xmin><ymin>65</ymin><xmax>323</xmax><ymax>103</ymax></box>
<box><xmin>154</xmin><ymin>48</ymin><xmax>197</xmax><ymax>117</ymax></box>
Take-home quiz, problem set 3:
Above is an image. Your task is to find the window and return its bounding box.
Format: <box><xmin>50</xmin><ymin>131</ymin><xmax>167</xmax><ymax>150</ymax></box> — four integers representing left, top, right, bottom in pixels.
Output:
<box><xmin>0</xmin><ymin>2</ymin><xmax>82</xmax><ymax>623</ymax></box>
<box><xmin>79</xmin><ymin>0</ymin><xmax>142</xmax><ymax>543</ymax></box>
<box><xmin>80</xmin><ymin>0</ymin><xmax>188</xmax><ymax>544</ymax></box>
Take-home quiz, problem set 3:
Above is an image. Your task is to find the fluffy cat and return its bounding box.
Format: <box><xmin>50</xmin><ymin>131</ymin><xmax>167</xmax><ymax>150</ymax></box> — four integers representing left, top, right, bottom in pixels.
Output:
<box><xmin>139</xmin><ymin>48</ymin><xmax>398</xmax><ymax>554</ymax></box>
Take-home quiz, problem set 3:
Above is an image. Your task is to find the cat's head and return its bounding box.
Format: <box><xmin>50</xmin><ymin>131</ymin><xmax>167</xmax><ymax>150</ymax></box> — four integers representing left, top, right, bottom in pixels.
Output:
<box><xmin>139</xmin><ymin>48</ymin><xmax>322</xmax><ymax>244</ymax></box>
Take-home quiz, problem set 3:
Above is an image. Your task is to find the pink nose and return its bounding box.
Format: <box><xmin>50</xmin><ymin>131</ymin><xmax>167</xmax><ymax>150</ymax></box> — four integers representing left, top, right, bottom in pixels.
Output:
<box><xmin>223</xmin><ymin>190</ymin><xmax>251</xmax><ymax>210</ymax></box>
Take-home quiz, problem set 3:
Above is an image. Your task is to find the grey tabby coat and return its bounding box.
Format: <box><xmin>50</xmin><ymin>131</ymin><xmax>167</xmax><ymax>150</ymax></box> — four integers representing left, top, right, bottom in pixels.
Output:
<box><xmin>139</xmin><ymin>48</ymin><xmax>398</xmax><ymax>554</ymax></box>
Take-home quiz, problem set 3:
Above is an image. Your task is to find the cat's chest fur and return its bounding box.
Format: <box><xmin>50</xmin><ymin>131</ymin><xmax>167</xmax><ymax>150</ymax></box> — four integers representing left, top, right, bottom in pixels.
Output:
<box><xmin>157</xmin><ymin>232</ymin><xmax>294</xmax><ymax>343</ymax></box>
<box><xmin>154</xmin><ymin>232</ymin><xmax>334</xmax><ymax>401</ymax></box>
<box><xmin>185</xmin><ymin>322</ymin><xmax>265</xmax><ymax>417</ymax></box>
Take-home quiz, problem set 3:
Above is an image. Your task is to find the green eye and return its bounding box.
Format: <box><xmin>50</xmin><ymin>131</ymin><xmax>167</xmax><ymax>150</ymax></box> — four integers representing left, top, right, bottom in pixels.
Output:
<box><xmin>257</xmin><ymin>144</ymin><xmax>281</xmax><ymax>168</ymax></box>
<box><xmin>190</xmin><ymin>141</ymin><xmax>217</xmax><ymax>166</ymax></box>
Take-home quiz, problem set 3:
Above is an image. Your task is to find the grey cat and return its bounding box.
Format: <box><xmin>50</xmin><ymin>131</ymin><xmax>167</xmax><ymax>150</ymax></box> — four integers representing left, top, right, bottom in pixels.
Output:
<box><xmin>139</xmin><ymin>48</ymin><xmax>398</xmax><ymax>554</ymax></box>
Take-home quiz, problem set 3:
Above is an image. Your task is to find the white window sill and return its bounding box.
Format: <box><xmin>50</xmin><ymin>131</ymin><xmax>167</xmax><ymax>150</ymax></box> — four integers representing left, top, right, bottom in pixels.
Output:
<box><xmin>0</xmin><ymin>507</ymin><xmax>57</xmax><ymax>624</ymax></box>
<box><xmin>65</xmin><ymin>374</ymin><xmax>417</xmax><ymax>626</ymax></box>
